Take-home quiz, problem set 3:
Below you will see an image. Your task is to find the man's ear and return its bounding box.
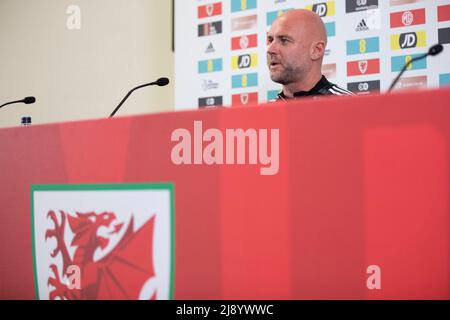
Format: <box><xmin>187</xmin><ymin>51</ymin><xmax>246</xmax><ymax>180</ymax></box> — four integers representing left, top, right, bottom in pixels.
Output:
<box><xmin>310</xmin><ymin>40</ymin><xmax>325</xmax><ymax>61</ymax></box>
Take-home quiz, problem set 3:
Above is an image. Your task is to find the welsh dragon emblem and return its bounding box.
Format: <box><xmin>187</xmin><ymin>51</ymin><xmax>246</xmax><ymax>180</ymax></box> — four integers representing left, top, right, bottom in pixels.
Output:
<box><xmin>44</xmin><ymin>210</ymin><xmax>156</xmax><ymax>300</ymax></box>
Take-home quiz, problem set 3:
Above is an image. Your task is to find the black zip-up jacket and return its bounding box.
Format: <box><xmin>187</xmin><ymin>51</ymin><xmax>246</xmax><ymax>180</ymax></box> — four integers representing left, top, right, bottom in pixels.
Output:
<box><xmin>276</xmin><ymin>75</ymin><xmax>355</xmax><ymax>100</ymax></box>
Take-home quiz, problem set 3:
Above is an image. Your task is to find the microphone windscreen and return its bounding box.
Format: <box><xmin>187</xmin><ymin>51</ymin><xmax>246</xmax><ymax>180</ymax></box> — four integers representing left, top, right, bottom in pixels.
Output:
<box><xmin>428</xmin><ymin>44</ymin><xmax>443</xmax><ymax>56</ymax></box>
<box><xmin>23</xmin><ymin>96</ymin><xmax>36</xmax><ymax>104</ymax></box>
<box><xmin>156</xmin><ymin>77</ymin><xmax>170</xmax><ymax>86</ymax></box>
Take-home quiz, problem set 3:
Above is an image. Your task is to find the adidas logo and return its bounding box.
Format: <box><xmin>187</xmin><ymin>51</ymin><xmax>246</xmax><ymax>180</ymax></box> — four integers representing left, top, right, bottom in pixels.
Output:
<box><xmin>356</xmin><ymin>19</ymin><xmax>369</xmax><ymax>32</ymax></box>
<box><xmin>205</xmin><ymin>42</ymin><xmax>215</xmax><ymax>54</ymax></box>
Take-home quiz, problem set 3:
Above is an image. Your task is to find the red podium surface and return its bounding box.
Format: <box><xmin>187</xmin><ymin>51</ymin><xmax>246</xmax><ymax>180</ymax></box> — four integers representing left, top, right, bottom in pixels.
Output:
<box><xmin>0</xmin><ymin>88</ymin><xmax>449</xmax><ymax>299</ymax></box>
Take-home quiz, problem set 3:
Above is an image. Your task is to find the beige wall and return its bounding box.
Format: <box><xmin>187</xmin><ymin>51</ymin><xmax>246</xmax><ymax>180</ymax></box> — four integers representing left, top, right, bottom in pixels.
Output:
<box><xmin>0</xmin><ymin>0</ymin><xmax>174</xmax><ymax>128</ymax></box>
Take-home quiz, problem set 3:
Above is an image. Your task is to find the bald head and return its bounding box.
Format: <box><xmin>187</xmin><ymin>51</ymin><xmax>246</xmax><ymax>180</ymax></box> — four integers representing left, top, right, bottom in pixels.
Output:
<box><xmin>276</xmin><ymin>9</ymin><xmax>327</xmax><ymax>47</ymax></box>
<box><xmin>267</xmin><ymin>9</ymin><xmax>328</xmax><ymax>91</ymax></box>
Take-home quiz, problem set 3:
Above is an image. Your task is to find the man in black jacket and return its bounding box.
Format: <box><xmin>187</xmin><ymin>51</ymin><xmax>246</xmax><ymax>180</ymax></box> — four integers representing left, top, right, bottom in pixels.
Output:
<box><xmin>267</xmin><ymin>9</ymin><xmax>354</xmax><ymax>100</ymax></box>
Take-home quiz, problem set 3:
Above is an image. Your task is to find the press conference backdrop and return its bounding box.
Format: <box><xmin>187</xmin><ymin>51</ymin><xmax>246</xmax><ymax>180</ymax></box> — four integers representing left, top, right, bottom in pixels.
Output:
<box><xmin>175</xmin><ymin>0</ymin><xmax>450</xmax><ymax>110</ymax></box>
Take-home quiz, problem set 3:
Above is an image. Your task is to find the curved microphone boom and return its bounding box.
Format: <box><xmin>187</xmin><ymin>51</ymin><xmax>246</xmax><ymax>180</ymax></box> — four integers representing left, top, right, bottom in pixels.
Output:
<box><xmin>388</xmin><ymin>44</ymin><xmax>443</xmax><ymax>93</ymax></box>
<box><xmin>0</xmin><ymin>96</ymin><xmax>36</xmax><ymax>109</ymax></box>
<box><xmin>109</xmin><ymin>77</ymin><xmax>170</xmax><ymax>117</ymax></box>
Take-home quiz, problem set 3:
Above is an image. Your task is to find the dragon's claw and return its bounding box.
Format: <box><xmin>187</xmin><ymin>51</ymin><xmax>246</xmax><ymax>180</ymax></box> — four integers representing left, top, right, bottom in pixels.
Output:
<box><xmin>44</xmin><ymin>211</ymin><xmax>139</xmax><ymax>300</ymax></box>
<box><xmin>50</xmin><ymin>248</ymin><xmax>59</xmax><ymax>258</ymax></box>
<box><xmin>48</xmin><ymin>277</ymin><xmax>57</xmax><ymax>287</ymax></box>
<box><xmin>45</xmin><ymin>229</ymin><xmax>55</xmax><ymax>240</ymax></box>
<box><xmin>47</xmin><ymin>210</ymin><xmax>58</xmax><ymax>225</ymax></box>
<box><xmin>49</xmin><ymin>264</ymin><xmax>59</xmax><ymax>277</ymax></box>
<box><xmin>45</xmin><ymin>211</ymin><xmax>67</xmax><ymax>259</ymax></box>
<box><xmin>47</xmin><ymin>264</ymin><xmax>68</xmax><ymax>300</ymax></box>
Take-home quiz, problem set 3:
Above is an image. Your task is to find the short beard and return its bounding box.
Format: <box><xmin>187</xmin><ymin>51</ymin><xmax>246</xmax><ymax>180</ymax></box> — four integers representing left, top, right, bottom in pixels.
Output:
<box><xmin>270</xmin><ymin>65</ymin><xmax>303</xmax><ymax>85</ymax></box>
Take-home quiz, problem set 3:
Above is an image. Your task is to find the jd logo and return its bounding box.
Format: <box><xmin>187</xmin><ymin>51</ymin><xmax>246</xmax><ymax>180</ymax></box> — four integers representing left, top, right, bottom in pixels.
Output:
<box><xmin>400</xmin><ymin>32</ymin><xmax>417</xmax><ymax>48</ymax></box>
<box><xmin>312</xmin><ymin>3</ymin><xmax>327</xmax><ymax>17</ymax></box>
<box><xmin>238</xmin><ymin>55</ymin><xmax>251</xmax><ymax>68</ymax></box>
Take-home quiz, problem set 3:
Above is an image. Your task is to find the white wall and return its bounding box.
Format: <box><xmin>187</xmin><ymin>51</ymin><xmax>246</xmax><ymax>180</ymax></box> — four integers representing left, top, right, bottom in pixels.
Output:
<box><xmin>0</xmin><ymin>0</ymin><xmax>174</xmax><ymax>128</ymax></box>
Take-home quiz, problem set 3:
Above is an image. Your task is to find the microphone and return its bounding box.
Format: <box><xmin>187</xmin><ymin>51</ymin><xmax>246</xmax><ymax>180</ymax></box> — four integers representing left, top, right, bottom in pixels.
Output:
<box><xmin>388</xmin><ymin>44</ymin><xmax>443</xmax><ymax>93</ymax></box>
<box><xmin>109</xmin><ymin>77</ymin><xmax>170</xmax><ymax>117</ymax></box>
<box><xmin>0</xmin><ymin>96</ymin><xmax>36</xmax><ymax>109</ymax></box>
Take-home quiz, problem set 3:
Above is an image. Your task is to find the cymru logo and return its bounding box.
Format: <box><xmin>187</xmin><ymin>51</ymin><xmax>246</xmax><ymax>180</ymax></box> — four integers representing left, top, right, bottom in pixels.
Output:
<box><xmin>31</xmin><ymin>183</ymin><xmax>174</xmax><ymax>300</ymax></box>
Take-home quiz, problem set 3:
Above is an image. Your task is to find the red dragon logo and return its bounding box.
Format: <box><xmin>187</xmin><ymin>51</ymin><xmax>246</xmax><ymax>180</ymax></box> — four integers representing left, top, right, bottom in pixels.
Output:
<box><xmin>44</xmin><ymin>210</ymin><xmax>156</xmax><ymax>300</ymax></box>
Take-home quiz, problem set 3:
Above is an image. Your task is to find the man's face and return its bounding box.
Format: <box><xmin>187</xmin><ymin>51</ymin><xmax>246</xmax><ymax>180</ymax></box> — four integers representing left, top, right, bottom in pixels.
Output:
<box><xmin>267</xmin><ymin>17</ymin><xmax>311</xmax><ymax>85</ymax></box>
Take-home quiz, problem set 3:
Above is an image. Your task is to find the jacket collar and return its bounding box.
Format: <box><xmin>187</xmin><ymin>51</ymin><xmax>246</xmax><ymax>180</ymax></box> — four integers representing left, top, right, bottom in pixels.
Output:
<box><xmin>277</xmin><ymin>75</ymin><xmax>330</xmax><ymax>99</ymax></box>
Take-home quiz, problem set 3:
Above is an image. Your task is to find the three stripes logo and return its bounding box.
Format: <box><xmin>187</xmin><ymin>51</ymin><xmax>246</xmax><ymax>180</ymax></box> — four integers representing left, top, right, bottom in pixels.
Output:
<box><xmin>356</xmin><ymin>19</ymin><xmax>369</xmax><ymax>32</ymax></box>
<box><xmin>205</xmin><ymin>42</ymin><xmax>215</xmax><ymax>54</ymax></box>
<box><xmin>328</xmin><ymin>85</ymin><xmax>355</xmax><ymax>96</ymax></box>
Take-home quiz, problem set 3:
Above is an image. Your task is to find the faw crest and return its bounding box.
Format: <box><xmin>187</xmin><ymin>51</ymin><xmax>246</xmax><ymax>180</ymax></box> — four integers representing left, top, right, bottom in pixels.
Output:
<box><xmin>358</xmin><ymin>60</ymin><xmax>368</xmax><ymax>74</ymax></box>
<box><xmin>31</xmin><ymin>183</ymin><xmax>174</xmax><ymax>300</ymax></box>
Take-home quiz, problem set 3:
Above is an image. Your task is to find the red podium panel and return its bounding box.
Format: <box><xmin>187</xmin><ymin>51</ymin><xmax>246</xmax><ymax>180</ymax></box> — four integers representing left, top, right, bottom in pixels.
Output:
<box><xmin>0</xmin><ymin>88</ymin><xmax>449</xmax><ymax>299</ymax></box>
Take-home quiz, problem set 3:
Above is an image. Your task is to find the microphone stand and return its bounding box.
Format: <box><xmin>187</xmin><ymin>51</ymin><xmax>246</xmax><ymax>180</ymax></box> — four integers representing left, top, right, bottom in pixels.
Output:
<box><xmin>387</xmin><ymin>54</ymin><xmax>427</xmax><ymax>93</ymax></box>
<box><xmin>110</xmin><ymin>82</ymin><xmax>159</xmax><ymax>117</ymax></box>
<box><xmin>388</xmin><ymin>44</ymin><xmax>443</xmax><ymax>93</ymax></box>
<box><xmin>0</xmin><ymin>100</ymin><xmax>24</xmax><ymax>109</ymax></box>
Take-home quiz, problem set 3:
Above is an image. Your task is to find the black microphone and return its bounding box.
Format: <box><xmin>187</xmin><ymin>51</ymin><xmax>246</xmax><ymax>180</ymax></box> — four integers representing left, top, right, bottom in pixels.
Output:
<box><xmin>0</xmin><ymin>96</ymin><xmax>36</xmax><ymax>109</ymax></box>
<box><xmin>388</xmin><ymin>44</ymin><xmax>443</xmax><ymax>93</ymax></box>
<box><xmin>109</xmin><ymin>77</ymin><xmax>170</xmax><ymax>117</ymax></box>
